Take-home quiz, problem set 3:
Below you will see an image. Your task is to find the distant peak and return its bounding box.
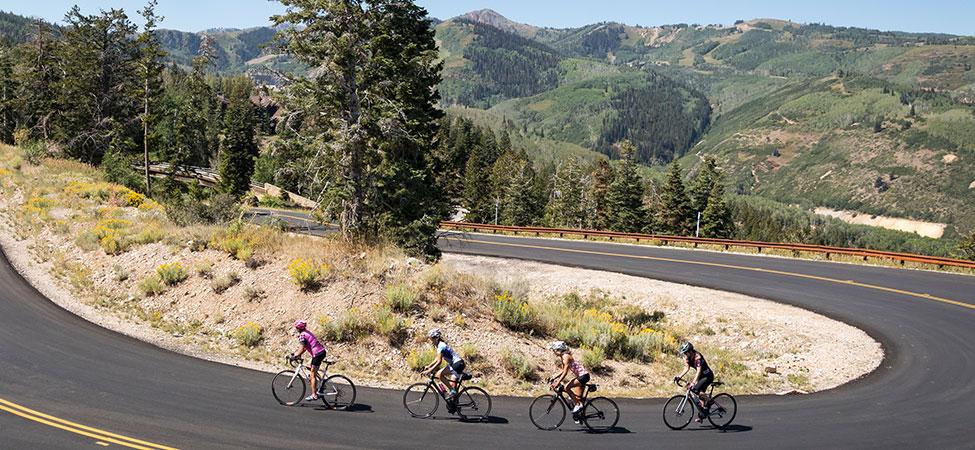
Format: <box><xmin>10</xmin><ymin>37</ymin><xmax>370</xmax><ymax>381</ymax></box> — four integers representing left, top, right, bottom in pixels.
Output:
<box><xmin>459</xmin><ymin>8</ymin><xmax>537</xmax><ymax>36</ymax></box>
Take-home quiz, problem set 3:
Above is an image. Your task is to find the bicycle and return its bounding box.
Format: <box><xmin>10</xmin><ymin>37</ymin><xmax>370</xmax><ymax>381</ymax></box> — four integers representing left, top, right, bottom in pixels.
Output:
<box><xmin>663</xmin><ymin>378</ymin><xmax>737</xmax><ymax>430</ymax></box>
<box><xmin>271</xmin><ymin>355</ymin><xmax>356</xmax><ymax>410</ymax></box>
<box><xmin>529</xmin><ymin>377</ymin><xmax>620</xmax><ymax>433</ymax></box>
<box><xmin>403</xmin><ymin>372</ymin><xmax>492</xmax><ymax>421</ymax></box>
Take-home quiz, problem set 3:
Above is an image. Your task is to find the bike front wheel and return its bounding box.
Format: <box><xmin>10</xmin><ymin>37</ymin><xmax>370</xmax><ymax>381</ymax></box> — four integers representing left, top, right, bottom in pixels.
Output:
<box><xmin>582</xmin><ymin>397</ymin><xmax>619</xmax><ymax>433</ymax></box>
<box><xmin>706</xmin><ymin>393</ymin><xmax>737</xmax><ymax>429</ymax></box>
<box><xmin>321</xmin><ymin>374</ymin><xmax>356</xmax><ymax>410</ymax></box>
<box><xmin>403</xmin><ymin>383</ymin><xmax>439</xmax><ymax>418</ymax></box>
<box><xmin>528</xmin><ymin>394</ymin><xmax>566</xmax><ymax>430</ymax></box>
<box><xmin>662</xmin><ymin>395</ymin><xmax>694</xmax><ymax>430</ymax></box>
<box><xmin>456</xmin><ymin>386</ymin><xmax>492</xmax><ymax>420</ymax></box>
<box><xmin>271</xmin><ymin>370</ymin><xmax>305</xmax><ymax>406</ymax></box>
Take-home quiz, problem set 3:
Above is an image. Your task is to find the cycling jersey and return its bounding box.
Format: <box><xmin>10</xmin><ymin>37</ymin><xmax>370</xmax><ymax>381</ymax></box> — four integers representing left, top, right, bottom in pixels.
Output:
<box><xmin>437</xmin><ymin>341</ymin><xmax>463</xmax><ymax>364</ymax></box>
<box><xmin>299</xmin><ymin>330</ymin><xmax>326</xmax><ymax>356</ymax></box>
<box><xmin>568</xmin><ymin>356</ymin><xmax>588</xmax><ymax>378</ymax></box>
<box><xmin>688</xmin><ymin>352</ymin><xmax>713</xmax><ymax>376</ymax></box>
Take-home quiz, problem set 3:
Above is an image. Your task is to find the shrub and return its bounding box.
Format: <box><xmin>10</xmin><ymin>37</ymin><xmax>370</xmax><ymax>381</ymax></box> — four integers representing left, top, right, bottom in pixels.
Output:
<box><xmin>112</xmin><ymin>265</ymin><xmax>129</xmax><ymax>282</ymax></box>
<box><xmin>612</xmin><ymin>304</ymin><xmax>665</xmax><ymax>328</ymax></box>
<box><xmin>156</xmin><ymin>263</ymin><xmax>188</xmax><ymax>286</ymax></box>
<box><xmin>131</xmin><ymin>224</ymin><xmax>166</xmax><ymax>245</ymax></box>
<box><xmin>288</xmin><ymin>258</ymin><xmax>328</xmax><ymax>291</ymax></box>
<box><xmin>581</xmin><ymin>347</ymin><xmax>606</xmax><ymax>371</ymax></box>
<box><xmin>500</xmin><ymin>348</ymin><xmax>536</xmax><ymax>381</ymax></box>
<box><xmin>375</xmin><ymin>306</ymin><xmax>409</xmax><ymax>347</ymax></box>
<box><xmin>138</xmin><ymin>276</ymin><xmax>165</xmax><ymax>297</ymax></box>
<box><xmin>230</xmin><ymin>322</ymin><xmax>263</xmax><ymax>347</ymax></box>
<box><xmin>460</xmin><ymin>343</ymin><xmax>480</xmax><ymax>363</ymax></box>
<box><xmin>406</xmin><ymin>348</ymin><xmax>437</xmax><ymax>372</ymax></box>
<box><xmin>320</xmin><ymin>309</ymin><xmax>372</xmax><ymax>343</ymax></box>
<box><xmin>244</xmin><ymin>287</ymin><xmax>266</xmax><ymax>302</ymax></box>
<box><xmin>22</xmin><ymin>141</ymin><xmax>47</xmax><ymax>165</ymax></box>
<box><xmin>195</xmin><ymin>261</ymin><xmax>214</xmax><ymax>279</ymax></box>
<box><xmin>493</xmin><ymin>292</ymin><xmax>539</xmax><ymax>333</ymax></box>
<box><xmin>211</xmin><ymin>272</ymin><xmax>241</xmax><ymax>294</ymax></box>
<box><xmin>385</xmin><ymin>284</ymin><xmax>420</xmax><ymax>313</ymax></box>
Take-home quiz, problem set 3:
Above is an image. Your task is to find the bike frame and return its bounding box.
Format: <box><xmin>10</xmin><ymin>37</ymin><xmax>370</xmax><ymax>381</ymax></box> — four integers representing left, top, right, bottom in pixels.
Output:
<box><xmin>672</xmin><ymin>380</ymin><xmax>715</xmax><ymax>416</ymax></box>
<box><xmin>420</xmin><ymin>373</ymin><xmax>466</xmax><ymax>404</ymax></box>
<box><xmin>287</xmin><ymin>358</ymin><xmax>338</xmax><ymax>400</ymax></box>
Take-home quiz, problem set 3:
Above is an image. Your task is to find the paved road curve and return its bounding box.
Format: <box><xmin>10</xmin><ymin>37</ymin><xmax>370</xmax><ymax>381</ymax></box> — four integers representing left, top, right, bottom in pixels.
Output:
<box><xmin>2</xmin><ymin>221</ymin><xmax>974</xmax><ymax>448</ymax></box>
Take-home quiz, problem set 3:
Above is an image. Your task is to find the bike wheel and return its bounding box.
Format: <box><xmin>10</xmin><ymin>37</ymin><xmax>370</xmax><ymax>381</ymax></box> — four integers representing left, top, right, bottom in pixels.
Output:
<box><xmin>403</xmin><ymin>383</ymin><xmax>439</xmax><ymax>418</ymax></box>
<box><xmin>582</xmin><ymin>397</ymin><xmax>619</xmax><ymax>433</ymax></box>
<box><xmin>271</xmin><ymin>370</ymin><xmax>305</xmax><ymax>406</ymax></box>
<box><xmin>456</xmin><ymin>386</ymin><xmax>492</xmax><ymax>420</ymax></box>
<box><xmin>528</xmin><ymin>395</ymin><xmax>566</xmax><ymax>431</ymax></box>
<box><xmin>706</xmin><ymin>393</ymin><xmax>737</xmax><ymax>429</ymax></box>
<box><xmin>321</xmin><ymin>374</ymin><xmax>356</xmax><ymax>410</ymax></box>
<box><xmin>662</xmin><ymin>395</ymin><xmax>694</xmax><ymax>430</ymax></box>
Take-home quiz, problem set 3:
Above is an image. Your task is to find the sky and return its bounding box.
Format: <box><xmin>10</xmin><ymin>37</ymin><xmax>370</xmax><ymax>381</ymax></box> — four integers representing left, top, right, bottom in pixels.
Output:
<box><xmin>1</xmin><ymin>0</ymin><xmax>972</xmax><ymax>36</ymax></box>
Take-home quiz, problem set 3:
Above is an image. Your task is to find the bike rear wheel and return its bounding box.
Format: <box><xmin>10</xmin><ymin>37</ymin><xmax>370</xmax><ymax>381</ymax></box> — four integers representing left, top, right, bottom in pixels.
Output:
<box><xmin>706</xmin><ymin>393</ymin><xmax>737</xmax><ymax>429</ymax></box>
<box><xmin>403</xmin><ymin>383</ymin><xmax>439</xmax><ymax>418</ymax></box>
<box><xmin>528</xmin><ymin>394</ymin><xmax>566</xmax><ymax>430</ymax></box>
<box><xmin>582</xmin><ymin>397</ymin><xmax>619</xmax><ymax>433</ymax></box>
<box><xmin>271</xmin><ymin>370</ymin><xmax>305</xmax><ymax>406</ymax></box>
<box><xmin>456</xmin><ymin>386</ymin><xmax>492</xmax><ymax>420</ymax></box>
<box><xmin>321</xmin><ymin>374</ymin><xmax>356</xmax><ymax>410</ymax></box>
<box><xmin>662</xmin><ymin>395</ymin><xmax>694</xmax><ymax>430</ymax></box>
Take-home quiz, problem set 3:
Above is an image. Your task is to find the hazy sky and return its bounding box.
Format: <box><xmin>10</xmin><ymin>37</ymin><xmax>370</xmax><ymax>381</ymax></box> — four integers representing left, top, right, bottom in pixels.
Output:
<box><xmin>2</xmin><ymin>0</ymin><xmax>971</xmax><ymax>35</ymax></box>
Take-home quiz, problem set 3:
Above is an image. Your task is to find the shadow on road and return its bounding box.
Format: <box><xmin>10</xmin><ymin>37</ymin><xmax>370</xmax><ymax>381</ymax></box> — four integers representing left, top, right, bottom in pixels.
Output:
<box><xmin>299</xmin><ymin>402</ymin><xmax>374</xmax><ymax>414</ymax></box>
<box><xmin>682</xmin><ymin>423</ymin><xmax>752</xmax><ymax>433</ymax></box>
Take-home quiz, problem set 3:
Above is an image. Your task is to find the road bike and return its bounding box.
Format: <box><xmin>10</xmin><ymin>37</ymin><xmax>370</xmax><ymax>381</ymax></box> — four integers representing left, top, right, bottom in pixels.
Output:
<box><xmin>529</xmin><ymin>377</ymin><xmax>620</xmax><ymax>432</ymax></box>
<box><xmin>403</xmin><ymin>372</ymin><xmax>492</xmax><ymax>420</ymax></box>
<box><xmin>663</xmin><ymin>378</ymin><xmax>737</xmax><ymax>430</ymax></box>
<box><xmin>271</xmin><ymin>355</ymin><xmax>356</xmax><ymax>409</ymax></box>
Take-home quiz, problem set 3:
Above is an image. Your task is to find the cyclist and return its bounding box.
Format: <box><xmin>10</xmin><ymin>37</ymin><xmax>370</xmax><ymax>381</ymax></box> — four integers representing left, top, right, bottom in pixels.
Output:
<box><xmin>289</xmin><ymin>320</ymin><xmax>327</xmax><ymax>402</ymax></box>
<box><xmin>548</xmin><ymin>341</ymin><xmax>590</xmax><ymax>420</ymax></box>
<box><xmin>421</xmin><ymin>329</ymin><xmax>466</xmax><ymax>404</ymax></box>
<box><xmin>674</xmin><ymin>341</ymin><xmax>714</xmax><ymax>422</ymax></box>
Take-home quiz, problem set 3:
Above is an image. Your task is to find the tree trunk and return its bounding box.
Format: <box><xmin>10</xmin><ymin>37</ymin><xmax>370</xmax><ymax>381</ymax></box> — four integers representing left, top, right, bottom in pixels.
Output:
<box><xmin>143</xmin><ymin>68</ymin><xmax>151</xmax><ymax>193</ymax></box>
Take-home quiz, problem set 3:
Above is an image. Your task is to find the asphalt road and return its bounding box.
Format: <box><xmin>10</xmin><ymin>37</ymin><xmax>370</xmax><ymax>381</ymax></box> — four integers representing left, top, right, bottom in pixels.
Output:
<box><xmin>2</xmin><ymin>213</ymin><xmax>974</xmax><ymax>449</ymax></box>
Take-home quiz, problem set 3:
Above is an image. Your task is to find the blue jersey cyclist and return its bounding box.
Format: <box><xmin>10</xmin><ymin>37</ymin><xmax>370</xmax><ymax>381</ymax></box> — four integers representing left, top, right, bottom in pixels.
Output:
<box><xmin>422</xmin><ymin>329</ymin><xmax>466</xmax><ymax>401</ymax></box>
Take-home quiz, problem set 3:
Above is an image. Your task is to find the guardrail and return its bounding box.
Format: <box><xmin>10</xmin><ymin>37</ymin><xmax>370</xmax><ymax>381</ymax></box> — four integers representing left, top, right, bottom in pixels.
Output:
<box><xmin>440</xmin><ymin>221</ymin><xmax>975</xmax><ymax>270</ymax></box>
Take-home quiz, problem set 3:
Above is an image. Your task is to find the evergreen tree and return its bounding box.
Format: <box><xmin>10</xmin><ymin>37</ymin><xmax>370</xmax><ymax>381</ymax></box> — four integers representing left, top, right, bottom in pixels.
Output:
<box><xmin>545</xmin><ymin>158</ymin><xmax>585</xmax><ymax>228</ymax></box>
<box><xmin>218</xmin><ymin>80</ymin><xmax>258</xmax><ymax>197</ymax></box>
<box><xmin>689</xmin><ymin>156</ymin><xmax>719</xmax><ymax>213</ymax></box>
<box><xmin>274</xmin><ymin>0</ymin><xmax>446</xmax><ymax>257</ymax></box>
<box><xmin>500</xmin><ymin>158</ymin><xmax>537</xmax><ymax>226</ymax></box>
<box><xmin>137</xmin><ymin>0</ymin><xmax>166</xmax><ymax>192</ymax></box>
<box><xmin>15</xmin><ymin>20</ymin><xmax>59</xmax><ymax>140</ymax></box>
<box><xmin>463</xmin><ymin>129</ymin><xmax>498</xmax><ymax>222</ymax></box>
<box><xmin>582</xmin><ymin>158</ymin><xmax>613</xmax><ymax>230</ymax></box>
<box><xmin>57</xmin><ymin>7</ymin><xmax>140</xmax><ymax>163</ymax></box>
<box><xmin>657</xmin><ymin>161</ymin><xmax>694</xmax><ymax>235</ymax></box>
<box><xmin>606</xmin><ymin>141</ymin><xmax>645</xmax><ymax>232</ymax></box>
<box><xmin>0</xmin><ymin>44</ymin><xmax>16</xmax><ymax>143</ymax></box>
<box><xmin>700</xmin><ymin>179</ymin><xmax>733</xmax><ymax>238</ymax></box>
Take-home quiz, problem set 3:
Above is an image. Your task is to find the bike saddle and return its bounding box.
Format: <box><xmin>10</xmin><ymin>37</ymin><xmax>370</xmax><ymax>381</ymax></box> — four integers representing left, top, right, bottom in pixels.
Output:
<box><xmin>461</xmin><ymin>372</ymin><xmax>473</xmax><ymax>381</ymax></box>
<box><xmin>712</xmin><ymin>382</ymin><xmax>723</xmax><ymax>386</ymax></box>
<box><xmin>325</xmin><ymin>358</ymin><xmax>339</xmax><ymax>364</ymax></box>
<box><xmin>587</xmin><ymin>384</ymin><xmax>598</xmax><ymax>392</ymax></box>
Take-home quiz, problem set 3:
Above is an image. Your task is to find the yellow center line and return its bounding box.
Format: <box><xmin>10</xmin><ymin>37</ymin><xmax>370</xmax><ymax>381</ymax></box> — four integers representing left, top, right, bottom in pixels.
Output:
<box><xmin>0</xmin><ymin>398</ymin><xmax>178</xmax><ymax>450</ymax></box>
<box><xmin>452</xmin><ymin>237</ymin><xmax>975</xmax><ymax>311</ymax></box>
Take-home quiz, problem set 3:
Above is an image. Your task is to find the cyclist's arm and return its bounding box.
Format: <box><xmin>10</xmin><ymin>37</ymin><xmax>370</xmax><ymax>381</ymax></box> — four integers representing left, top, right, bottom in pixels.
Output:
<box><xmin>552</xmin><ymin>354</ymin><xmax>570</xmax><ymax>386</ymax></box>
<box><xmin>675</xmin><ymin>365</ymin><xmax>690</xmax><ymax>382</ymax></box>
<box><xmin>689</xmin><ymin>365</ymin><xmax>702</xmax><ymax>389</ymax></box>
<box><xmin>424</xmin><ymin>353</ymin><xmax>443</xmax><ymax>374</ymax></box>
<box><xmin>294</xmin><ymin>343</ymin><xmax>307</xmax><ymax>358</ymax></box>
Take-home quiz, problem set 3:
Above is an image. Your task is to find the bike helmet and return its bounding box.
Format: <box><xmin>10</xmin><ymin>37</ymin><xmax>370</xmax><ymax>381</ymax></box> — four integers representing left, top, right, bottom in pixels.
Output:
<box><xmin>549</xmin><ymin>341</ymin><xmax>569</xmax><ymax>352</ymax></box>
<box><xmin>294</xmin><ymin>320</ymin><xmax>307</xmax><ymax>331</ymax></box>
<box><xmin>427</xmin><ymin>328</ymin><xmax>442</xmax><ymax>339</ymax></box>
<box><xmin>678</xmin><ymin>341</ymin><xmax>694</xmax><ymax>355</ymax></box>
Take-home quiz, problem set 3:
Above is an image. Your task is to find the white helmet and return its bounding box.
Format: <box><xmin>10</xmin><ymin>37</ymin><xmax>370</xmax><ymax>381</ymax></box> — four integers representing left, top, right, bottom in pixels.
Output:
<box><xmin>549</xmin><ymin>341</ymin><xmax>568</xmax><ymax>352</ymax></box>
<box><xmin>427</xmin><ymin>328</ymin><xmax>442</xmax><ymax>339</ymax></box>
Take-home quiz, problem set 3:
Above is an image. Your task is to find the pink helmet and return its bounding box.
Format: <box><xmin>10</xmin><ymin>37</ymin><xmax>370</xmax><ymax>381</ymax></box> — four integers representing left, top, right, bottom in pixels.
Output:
<box><xmin>294</xmin><ymin>320</ymin><xmax>307</xmax><ymax>331</ymax></box>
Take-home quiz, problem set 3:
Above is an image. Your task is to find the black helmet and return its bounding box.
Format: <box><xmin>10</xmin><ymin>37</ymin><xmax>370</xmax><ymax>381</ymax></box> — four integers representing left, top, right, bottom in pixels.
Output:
<box><xmin>679</xmin><ymin>342</ymin><xmax>694</xmax><ymax>355</ymax></box>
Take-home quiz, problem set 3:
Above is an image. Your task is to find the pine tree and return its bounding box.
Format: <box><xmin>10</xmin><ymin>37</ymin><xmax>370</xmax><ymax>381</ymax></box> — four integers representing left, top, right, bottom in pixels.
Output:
<box><xmin>700</xmin><ymin>180</ymin><xmax>733</xmax><ymax>238</ymax></box>
<box><xmin>218</xmin><ymin>80</ymin><xmax>258</xmax><ymax>198</ymax></box>
<box><xmin>689</xmin><ymin>156</ymin><xmax>719</xmax><ymax>213</ymax></box>
<box><xmin>500</xmin><ymin>158</ymin><xmax>537</xmax><ymax>226</ymax></box>
<box><xmin>606</xmin><ymin>141</ymin><xmax>645</xmax><ymax>232</ymax></box>
<box><xmin>463</xmin><ymin>129</ymin><xmax>498</xmax><ymax>222</ymax></box>
<box><xmin>15</xmin><ymin>20</ymin><xmax>60</xmax><ymax>140</ymax></box>
<box><xmin>0</xmin><ymin>44</ymin><xmax>16</xmax><ymax>144</ymax></box>
<box><xmin>274</xmin><ymin>0</ymin><xmax>446</xmax><ymax>256</ymax></box>
<box><xmin>545</xmin><ymin>158</ymin><xmax>585</xmax><ymax>228</ymax></box>
<box><xmin>582</xmin><ymin>158</ymin><xmax>613</xmax><ymax>230</ymax></box>
<box><xmin>658</xmin><ymin>161</ymin><xmax>694</xmax><ymax>235</ymax></box>
<box><xmin>137</xmin><ymin>0</ymin><xmax>166</xmax><ymax>192</ymax></box>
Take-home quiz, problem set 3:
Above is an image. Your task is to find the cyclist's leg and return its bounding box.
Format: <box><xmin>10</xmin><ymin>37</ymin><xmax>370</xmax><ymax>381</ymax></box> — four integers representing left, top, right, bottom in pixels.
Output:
<box><xmin>308</xmin><ymin>364</ymin><xmax>320</xmax><ymax>398</ymax></box>
<box><xmin>565</xmin><ymin>377</ymin><xmax>582</xmax><ymax>406</ymax></box>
